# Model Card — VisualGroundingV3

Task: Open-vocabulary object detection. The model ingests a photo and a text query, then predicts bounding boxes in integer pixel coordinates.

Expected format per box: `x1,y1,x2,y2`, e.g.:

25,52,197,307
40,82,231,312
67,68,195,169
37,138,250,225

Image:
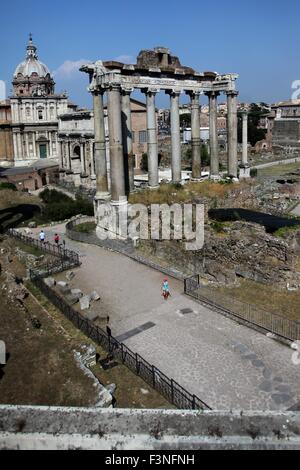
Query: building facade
0,100,14,167
9,35,74,167
268,100,300,150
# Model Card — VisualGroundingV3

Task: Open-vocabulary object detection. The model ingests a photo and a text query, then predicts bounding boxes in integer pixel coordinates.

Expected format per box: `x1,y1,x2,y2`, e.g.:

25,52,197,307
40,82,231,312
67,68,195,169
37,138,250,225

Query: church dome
14,58,51,78
12,35,55,97
14,34,51,78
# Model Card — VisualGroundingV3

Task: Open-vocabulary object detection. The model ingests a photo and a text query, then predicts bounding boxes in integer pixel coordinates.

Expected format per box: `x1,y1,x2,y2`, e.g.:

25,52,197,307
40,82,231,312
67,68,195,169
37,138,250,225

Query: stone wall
140,222,300,289
1,406,299,450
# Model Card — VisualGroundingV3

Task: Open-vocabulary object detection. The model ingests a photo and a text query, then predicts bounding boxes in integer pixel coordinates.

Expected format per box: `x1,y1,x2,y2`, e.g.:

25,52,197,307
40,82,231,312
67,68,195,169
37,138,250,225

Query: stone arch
72,143,81,159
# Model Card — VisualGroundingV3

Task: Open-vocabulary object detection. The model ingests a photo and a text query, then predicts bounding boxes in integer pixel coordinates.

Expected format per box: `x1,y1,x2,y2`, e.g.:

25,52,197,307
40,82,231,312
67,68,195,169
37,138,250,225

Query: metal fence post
152,365,156,389
192,395,196,410
171,379,174,404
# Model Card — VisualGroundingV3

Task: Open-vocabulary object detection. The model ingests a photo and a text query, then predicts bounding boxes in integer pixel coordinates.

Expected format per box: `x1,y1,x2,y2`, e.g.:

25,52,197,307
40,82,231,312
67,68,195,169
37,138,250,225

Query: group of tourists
39,230,61,246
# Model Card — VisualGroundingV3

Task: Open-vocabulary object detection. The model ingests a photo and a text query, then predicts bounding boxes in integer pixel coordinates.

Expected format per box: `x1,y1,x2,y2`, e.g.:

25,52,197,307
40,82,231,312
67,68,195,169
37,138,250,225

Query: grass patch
210,220,228,234
215,279,300,322
74,222,96,234
129,181,242,206
257,163,300,177
14,240,45,257
274,225,300,238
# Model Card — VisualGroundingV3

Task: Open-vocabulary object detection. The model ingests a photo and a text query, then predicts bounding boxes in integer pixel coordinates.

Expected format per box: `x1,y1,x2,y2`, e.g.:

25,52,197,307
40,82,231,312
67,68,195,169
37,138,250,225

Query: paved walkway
291,203,300,217
253,156,300,170
27,224,300,411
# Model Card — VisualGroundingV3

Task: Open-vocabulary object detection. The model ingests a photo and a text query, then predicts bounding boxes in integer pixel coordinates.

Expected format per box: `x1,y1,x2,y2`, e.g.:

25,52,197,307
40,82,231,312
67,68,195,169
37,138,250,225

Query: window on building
26,107,31,117
139,130,147,144
50,107,55,118
38,109,43,120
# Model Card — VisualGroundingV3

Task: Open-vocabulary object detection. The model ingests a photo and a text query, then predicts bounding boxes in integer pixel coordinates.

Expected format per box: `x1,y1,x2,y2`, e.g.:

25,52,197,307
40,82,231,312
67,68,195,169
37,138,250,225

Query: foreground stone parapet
0,406,299,450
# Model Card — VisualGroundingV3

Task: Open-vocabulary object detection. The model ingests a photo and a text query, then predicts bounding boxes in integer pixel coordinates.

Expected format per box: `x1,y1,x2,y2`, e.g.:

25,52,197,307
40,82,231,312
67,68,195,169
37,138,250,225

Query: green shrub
39,189,94,222
211,220,227,233
40,188,72,204
74,222,96,233
0,182,17,191
201,145,210,166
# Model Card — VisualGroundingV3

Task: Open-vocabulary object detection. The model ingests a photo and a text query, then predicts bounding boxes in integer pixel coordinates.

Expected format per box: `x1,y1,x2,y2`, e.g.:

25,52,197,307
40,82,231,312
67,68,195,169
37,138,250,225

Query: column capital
108,83,122,92
92,88,105,96
186,90,201,99
205,90,220,98
121,86,134,96
165,89,182,97
142,87,160,95
226,90,239,97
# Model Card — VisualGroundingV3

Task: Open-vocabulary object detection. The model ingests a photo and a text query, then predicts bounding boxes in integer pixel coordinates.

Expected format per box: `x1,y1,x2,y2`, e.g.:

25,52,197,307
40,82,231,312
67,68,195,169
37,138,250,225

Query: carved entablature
80,48,239,96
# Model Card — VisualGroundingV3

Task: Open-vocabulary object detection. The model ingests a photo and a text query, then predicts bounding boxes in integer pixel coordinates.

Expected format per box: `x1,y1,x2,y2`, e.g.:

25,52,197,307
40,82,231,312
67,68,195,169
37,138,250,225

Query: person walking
54,233,60,246
39,230,45,244
162,278,170,300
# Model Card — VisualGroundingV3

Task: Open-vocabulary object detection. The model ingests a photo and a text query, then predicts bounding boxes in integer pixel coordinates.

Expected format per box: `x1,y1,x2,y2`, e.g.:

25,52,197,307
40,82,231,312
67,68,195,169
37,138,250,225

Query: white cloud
53,59,92,79
114,55,134,64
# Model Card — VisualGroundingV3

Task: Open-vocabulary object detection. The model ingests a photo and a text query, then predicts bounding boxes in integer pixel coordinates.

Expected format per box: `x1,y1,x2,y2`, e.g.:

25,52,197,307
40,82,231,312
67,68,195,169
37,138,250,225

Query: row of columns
93,86,244,205
207,90,239,180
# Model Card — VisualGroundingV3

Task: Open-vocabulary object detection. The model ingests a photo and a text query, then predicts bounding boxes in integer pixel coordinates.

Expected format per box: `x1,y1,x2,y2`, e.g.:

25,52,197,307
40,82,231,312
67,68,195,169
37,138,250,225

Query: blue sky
1,0,300,108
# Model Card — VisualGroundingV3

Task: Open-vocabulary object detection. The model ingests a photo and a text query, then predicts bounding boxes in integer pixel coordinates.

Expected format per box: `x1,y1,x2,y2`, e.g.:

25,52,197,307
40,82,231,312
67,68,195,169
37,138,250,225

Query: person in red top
54,233,60,245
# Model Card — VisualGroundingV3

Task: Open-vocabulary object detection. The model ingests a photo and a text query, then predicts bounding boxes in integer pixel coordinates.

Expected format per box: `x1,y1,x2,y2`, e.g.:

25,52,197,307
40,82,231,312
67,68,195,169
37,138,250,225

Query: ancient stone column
168,90,182,183
67,140,71,170
144,89,159,188
93,91,110,198
80,141,85,174
58,140,64,169
189,91,201,180
121,88,135,193
107,85,127,205
239,110,250,179
206,91,220,180
227,90,239,180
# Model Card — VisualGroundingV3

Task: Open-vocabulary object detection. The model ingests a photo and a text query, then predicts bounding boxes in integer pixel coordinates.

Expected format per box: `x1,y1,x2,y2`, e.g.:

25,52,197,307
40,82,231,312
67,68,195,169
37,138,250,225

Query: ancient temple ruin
81,47,244,208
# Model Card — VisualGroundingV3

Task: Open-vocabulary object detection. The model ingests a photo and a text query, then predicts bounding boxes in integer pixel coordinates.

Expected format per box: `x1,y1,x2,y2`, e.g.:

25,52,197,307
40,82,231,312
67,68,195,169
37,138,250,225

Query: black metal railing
185,275,300,342
8,228,211,410
30,270,211,411
8,228,80,267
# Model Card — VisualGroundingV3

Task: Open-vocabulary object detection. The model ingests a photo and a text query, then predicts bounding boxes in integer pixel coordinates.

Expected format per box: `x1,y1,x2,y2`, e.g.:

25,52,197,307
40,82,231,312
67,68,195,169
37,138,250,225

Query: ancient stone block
80,296,90,311
90,291,101,302
71,288,83,299
66,271,75,281
44,277,56,288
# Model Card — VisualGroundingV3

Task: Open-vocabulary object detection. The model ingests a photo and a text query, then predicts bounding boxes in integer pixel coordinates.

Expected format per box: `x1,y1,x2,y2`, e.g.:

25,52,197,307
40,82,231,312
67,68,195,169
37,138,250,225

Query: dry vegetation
214,279,300,322
128,181,247,206
0,237,173,409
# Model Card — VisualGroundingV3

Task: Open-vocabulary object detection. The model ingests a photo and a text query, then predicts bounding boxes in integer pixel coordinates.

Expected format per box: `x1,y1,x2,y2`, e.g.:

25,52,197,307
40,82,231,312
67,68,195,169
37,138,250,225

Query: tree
201,145,210,166
180,113,191,128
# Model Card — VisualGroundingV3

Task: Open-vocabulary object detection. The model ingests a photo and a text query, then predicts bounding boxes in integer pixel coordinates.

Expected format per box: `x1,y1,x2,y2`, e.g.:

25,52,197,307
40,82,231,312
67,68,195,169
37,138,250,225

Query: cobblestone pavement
28,224,300,411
